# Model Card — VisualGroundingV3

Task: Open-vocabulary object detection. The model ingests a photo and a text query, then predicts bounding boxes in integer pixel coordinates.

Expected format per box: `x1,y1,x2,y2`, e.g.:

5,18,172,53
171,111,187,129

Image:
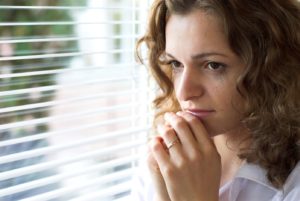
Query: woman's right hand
148,136,171,201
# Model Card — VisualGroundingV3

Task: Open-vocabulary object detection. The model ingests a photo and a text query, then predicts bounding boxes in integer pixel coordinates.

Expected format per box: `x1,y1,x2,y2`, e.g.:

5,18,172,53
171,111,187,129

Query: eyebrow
165,52,228,60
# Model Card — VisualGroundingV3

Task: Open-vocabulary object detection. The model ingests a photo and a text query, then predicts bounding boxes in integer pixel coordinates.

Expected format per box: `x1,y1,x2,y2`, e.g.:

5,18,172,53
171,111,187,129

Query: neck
213,127,251,187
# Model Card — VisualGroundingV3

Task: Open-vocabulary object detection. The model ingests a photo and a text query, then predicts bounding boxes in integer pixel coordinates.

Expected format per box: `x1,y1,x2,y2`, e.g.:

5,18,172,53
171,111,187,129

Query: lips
185,109,215,119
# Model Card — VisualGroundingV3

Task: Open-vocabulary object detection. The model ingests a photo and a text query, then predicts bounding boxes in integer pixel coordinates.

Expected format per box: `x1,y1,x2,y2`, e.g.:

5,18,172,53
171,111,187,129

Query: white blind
0,1,151,200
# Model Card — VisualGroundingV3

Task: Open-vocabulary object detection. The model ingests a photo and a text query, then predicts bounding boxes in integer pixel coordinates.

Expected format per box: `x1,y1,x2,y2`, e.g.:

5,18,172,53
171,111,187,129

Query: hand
148,111,221,201
147,136,171,201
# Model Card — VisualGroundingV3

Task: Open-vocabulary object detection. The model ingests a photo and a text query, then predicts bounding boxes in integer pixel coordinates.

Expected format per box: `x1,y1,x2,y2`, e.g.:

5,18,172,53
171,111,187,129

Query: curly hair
136,0,300,188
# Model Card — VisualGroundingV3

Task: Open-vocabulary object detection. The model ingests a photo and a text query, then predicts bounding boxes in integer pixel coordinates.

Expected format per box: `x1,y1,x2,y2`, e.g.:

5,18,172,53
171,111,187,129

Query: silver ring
166,138,180,149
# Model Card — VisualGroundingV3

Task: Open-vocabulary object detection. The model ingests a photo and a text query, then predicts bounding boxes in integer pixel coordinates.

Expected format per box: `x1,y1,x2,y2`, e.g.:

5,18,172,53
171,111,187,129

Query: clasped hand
147,112,221,201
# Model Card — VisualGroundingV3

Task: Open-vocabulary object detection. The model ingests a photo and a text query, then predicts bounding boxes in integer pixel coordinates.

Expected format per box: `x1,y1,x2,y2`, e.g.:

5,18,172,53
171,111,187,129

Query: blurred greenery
0,0,85,128
0,0,85,200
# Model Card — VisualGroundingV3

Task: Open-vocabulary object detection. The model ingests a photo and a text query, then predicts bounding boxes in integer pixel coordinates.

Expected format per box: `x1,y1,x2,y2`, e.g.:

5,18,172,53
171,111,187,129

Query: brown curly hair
136,0,300,188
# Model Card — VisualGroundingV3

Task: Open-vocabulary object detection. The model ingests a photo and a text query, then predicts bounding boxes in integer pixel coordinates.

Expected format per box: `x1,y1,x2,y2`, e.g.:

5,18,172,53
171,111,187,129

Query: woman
132,0,300,200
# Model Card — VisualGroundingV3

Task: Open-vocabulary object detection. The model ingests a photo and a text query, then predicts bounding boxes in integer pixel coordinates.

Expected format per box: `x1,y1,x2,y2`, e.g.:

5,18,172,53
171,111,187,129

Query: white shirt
130,161,300,201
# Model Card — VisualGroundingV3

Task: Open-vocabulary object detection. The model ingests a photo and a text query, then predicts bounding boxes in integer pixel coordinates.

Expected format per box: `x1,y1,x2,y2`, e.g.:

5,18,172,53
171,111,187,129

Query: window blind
0,0,152,200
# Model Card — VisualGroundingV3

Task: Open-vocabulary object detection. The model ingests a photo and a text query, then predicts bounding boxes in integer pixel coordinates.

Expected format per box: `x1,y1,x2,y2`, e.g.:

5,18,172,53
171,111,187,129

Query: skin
148,10,249,201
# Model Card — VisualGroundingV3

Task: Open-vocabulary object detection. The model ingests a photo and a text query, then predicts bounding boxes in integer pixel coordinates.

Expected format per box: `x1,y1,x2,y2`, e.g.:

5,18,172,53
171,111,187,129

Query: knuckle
173,117,185,128
187,116,198,124
150,139,161,152
172,154,188,168
153,143,161,152
165,127,175,137
163,165,176,178
176,158,188,170
189,149,202,162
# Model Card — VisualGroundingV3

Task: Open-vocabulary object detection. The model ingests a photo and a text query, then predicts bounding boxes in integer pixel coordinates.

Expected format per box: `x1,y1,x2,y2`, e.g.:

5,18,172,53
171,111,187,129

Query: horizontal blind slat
0,114,152,147
0,6,147,11
0,89,146,113
5,57,147,71
114,195,133,201
3,62,141,72
18,169,135,201
0,138,146,181
0,49,133,61
0,63,140,78
70,181,132,201
0,126,149,164
0,102,150,131
0,76,141,96
0,155,140,197
0,20,144,27
0,35,140,44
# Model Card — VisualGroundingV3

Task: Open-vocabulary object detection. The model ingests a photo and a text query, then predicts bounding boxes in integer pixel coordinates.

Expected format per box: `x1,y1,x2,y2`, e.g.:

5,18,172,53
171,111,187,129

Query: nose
175,66,204,101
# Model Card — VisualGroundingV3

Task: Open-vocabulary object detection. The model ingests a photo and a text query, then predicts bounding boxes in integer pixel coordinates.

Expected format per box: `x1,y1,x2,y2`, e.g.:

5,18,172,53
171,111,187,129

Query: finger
147,151,171,201
176,111,214,149
147,151,160,173
157,124,182,156
147,137,163,172
164,112,198,150
149,136,170,167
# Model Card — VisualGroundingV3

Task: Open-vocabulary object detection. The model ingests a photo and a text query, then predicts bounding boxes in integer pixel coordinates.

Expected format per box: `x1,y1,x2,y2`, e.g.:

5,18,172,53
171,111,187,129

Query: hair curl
136,0,300,188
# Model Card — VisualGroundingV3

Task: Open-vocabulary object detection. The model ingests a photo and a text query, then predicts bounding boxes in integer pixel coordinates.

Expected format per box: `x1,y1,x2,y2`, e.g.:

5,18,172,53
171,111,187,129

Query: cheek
208,86,245,135
212,83,244,112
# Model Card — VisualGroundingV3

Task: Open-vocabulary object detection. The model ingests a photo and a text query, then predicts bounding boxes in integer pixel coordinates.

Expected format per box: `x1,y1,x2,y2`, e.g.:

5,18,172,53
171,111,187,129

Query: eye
206,62,226,71
168,60,183,69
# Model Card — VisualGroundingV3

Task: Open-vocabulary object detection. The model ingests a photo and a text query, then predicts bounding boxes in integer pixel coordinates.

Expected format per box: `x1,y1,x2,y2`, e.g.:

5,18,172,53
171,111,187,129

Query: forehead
165,10,234,58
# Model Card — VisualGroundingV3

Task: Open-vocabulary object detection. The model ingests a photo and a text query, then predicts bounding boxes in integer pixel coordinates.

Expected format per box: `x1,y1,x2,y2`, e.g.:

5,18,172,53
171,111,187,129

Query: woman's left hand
150,111,221,201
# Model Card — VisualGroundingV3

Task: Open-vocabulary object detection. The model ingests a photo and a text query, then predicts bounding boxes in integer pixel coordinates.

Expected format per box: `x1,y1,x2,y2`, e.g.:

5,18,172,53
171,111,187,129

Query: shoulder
226,161,300,201
282,161,300,200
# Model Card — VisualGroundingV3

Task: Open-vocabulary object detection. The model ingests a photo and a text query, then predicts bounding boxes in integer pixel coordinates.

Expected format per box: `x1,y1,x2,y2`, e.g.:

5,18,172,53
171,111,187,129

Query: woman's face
165,10,246,136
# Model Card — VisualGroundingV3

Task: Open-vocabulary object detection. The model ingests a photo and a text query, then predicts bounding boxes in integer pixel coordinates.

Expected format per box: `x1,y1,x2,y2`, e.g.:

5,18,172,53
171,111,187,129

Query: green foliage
0,0,85,131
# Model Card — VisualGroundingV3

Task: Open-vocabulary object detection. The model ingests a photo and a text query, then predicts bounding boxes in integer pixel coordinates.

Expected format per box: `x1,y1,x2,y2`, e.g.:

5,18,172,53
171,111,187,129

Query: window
0,0,152,200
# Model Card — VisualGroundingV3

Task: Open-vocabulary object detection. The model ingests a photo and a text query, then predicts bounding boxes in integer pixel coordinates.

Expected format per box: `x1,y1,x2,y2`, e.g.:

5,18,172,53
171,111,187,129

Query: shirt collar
234,162,279,192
